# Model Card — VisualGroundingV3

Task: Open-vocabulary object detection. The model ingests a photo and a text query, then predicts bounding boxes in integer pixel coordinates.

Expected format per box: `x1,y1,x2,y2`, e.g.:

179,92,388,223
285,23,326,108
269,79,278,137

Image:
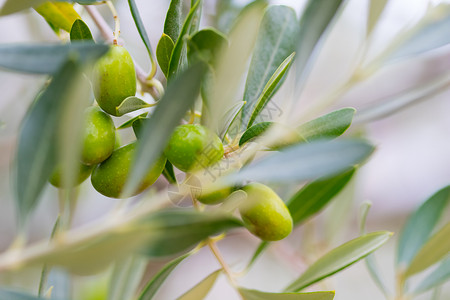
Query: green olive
92,45,137,116
196,186,232,205
80,106,116,165
49,163,93,188
239,183,293,241
164,124,224,172
91,142,166,198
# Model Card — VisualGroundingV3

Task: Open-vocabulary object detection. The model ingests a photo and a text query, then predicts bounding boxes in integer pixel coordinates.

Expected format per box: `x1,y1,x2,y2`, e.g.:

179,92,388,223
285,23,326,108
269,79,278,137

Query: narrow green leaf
285,231,392,292
187,28,228,66
138,253,191,300
414,257,450,294
128,0,154,60
108,256,147,300
177,270,221,300
219,101,245,140
239,122,273,146
246,52,295,128
35,2,80,33
239,288,335,300
162,161,177,184
287,168,356,225
246,241,269,270
123,63,204,197
298,108,356,141
397,186,450,268
224,139,374,185
405,222,450,278
367,0,388,37
0,43,109,74
242,5,298,127
164,0,183,43
156,34,175,78
70,19,93,41
117,113,147,130
295,0,345,94
115,96,153,116
167,0,202,79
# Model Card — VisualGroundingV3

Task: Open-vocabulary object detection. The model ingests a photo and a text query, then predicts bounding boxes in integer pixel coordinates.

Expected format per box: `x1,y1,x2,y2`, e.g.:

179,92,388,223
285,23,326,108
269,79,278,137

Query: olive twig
207,239,237,286
104,1,120,45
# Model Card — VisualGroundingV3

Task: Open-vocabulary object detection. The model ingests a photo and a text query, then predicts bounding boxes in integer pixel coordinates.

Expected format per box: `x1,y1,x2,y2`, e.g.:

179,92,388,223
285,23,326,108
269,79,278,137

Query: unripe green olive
164,124,224,172
80,106,116,165
91,142,166,198
49,163,93,188
239,183,293,241
92,45,137,116
196,186,232,205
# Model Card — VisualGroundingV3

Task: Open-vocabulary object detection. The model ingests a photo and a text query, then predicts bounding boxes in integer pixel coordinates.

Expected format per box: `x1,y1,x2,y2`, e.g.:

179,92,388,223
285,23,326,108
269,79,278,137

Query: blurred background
0,0,449,299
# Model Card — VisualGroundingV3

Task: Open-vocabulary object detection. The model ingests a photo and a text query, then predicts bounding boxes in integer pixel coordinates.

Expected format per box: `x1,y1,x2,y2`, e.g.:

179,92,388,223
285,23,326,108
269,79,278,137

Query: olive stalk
104,1,120,45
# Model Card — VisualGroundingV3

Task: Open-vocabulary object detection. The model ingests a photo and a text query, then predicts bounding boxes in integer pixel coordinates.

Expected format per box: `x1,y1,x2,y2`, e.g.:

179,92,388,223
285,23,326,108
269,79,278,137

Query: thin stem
105,1,120,45
38,216,61,297
207,239,236,285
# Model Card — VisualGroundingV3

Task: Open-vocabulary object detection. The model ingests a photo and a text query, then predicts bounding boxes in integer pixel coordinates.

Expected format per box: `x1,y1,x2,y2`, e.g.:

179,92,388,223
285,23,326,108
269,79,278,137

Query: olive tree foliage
0,0,449,299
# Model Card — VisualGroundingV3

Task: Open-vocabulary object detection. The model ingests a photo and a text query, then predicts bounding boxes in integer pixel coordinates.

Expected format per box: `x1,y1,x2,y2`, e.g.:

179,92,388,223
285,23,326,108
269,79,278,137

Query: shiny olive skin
239,183,293,241
164,124,224,172
49,163,93,188
80,106,116,165
196,186,232,205
91,142,166,198
92,45,137,116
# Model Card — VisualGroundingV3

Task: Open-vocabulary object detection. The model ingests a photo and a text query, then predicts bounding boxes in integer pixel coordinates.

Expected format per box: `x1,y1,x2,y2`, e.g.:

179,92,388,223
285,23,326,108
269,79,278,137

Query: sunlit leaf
367,0,388,37
116,96,153,116
177,270,221,300
70,19,94,41
0,0,102,16
0,43,109,74
242,5,298,127
164,0,183,43
156,34,175,78
239,288,335,300
414,257,450,294
285,232,392,292
35,2,80,32
397,186,450,269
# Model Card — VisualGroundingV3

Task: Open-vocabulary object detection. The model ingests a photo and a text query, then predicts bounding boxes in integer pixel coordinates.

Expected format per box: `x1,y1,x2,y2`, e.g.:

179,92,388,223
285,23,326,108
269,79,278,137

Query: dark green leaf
164,0,183,43
246,52,295,128
224,139,374,185
239,122,273,146
70,19,93,41
156,34,175,78
298,108,355,141
123,63,204,197
115,96,154,116
414,257,450,294
397,186,450,269
177,270,221,300
128,0,154,60
239,288,335,300
287,168,356,225
138,253,191,300
0,43,109,74
187,28,228,66
367,0,388,37
242,5,298,127
162,161,177,184
285,232,392,292
117,113,147,130
167,0,202,79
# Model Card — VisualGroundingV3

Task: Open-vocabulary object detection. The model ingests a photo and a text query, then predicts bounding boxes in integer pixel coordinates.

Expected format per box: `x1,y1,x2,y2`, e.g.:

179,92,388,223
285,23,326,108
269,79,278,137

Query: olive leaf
35,2,80,33
219,101,245,141
239,122,273,146
127,0,155,66
177,270,221,300
164,0,183,43
414,257,450,294
242,5,298,127
367,0,389,37
0,43,109,74
70,19,93,41
0,0,102,16
156,34,175,78
187,28,228,66
285,231,392,292
0,289,63,300
397,186,450,269
108,256,148,300
239,288,335,300
162,161,177,184
138,252,191,300
115,96,155,116
117,113,147,130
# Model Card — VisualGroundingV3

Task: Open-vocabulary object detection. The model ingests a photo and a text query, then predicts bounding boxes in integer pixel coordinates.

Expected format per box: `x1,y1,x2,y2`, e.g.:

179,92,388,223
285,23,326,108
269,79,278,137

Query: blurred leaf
285,231,392,292
0,43,109,74
167,0,201,79
123,63,204,197
397,186,450,269
177,270,221,300
239,122,272,146
187,28,228,66
224,139,374,185
242,5,298,127
0,289,62,300
414,257,450,294
108,256,147,300
47,268,71,300
0,0,101,16
287,168,356,225
116,96,153,116
219,101,245,141
35,2,80,33
156,34,175,78
188,0,203,35
239,288,335,300
387,4,450,62
128,0,154,62
354,73,450,124
13,59,84,225
70,19,93,41
367,0,388,37
164,0,183,43
138,252,191,300
246,241,269,270
162,161,177,184
117,113,147,130
246,52,295,128
298,108,355,141
295,0,345,94
405,222,450,278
